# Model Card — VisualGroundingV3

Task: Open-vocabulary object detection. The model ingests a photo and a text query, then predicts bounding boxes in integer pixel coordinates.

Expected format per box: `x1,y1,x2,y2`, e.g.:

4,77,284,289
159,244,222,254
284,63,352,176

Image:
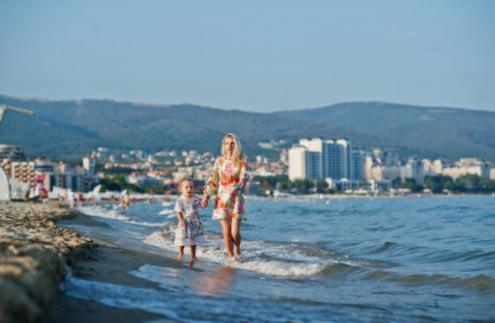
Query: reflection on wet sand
193,266,235,296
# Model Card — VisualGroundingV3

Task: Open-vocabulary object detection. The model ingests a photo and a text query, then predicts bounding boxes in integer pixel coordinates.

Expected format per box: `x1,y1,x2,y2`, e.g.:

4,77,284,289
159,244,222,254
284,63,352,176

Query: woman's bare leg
231,218,241,258
220,219,234,257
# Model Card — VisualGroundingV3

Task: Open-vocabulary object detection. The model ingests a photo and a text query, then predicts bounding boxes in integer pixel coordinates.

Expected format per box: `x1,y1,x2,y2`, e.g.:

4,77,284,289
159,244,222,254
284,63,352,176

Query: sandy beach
0,202,95,323
46,213,189,323
0,202,182,323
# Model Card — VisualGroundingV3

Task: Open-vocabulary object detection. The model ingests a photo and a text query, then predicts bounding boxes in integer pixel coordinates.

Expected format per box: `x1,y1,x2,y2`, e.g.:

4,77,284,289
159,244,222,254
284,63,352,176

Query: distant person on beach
77,191,83,207
174,178,206,265
120,189,131,210
202,133,249,262
68,190,75,208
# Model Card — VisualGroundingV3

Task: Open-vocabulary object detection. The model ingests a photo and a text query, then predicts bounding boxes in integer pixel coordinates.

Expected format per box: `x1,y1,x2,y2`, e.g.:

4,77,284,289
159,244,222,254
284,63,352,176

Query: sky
0,0,494,112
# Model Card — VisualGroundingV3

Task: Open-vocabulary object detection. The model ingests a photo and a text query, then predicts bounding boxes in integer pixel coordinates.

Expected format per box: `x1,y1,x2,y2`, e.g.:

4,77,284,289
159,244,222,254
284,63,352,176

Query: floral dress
204,157,248,220
174,196,206,246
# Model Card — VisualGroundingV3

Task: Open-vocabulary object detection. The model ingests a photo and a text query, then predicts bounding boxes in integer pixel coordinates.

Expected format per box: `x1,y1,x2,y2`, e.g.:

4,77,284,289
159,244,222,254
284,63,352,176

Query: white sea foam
158,208,175,216
78,204,353,278
78,205,170,228
144,231,326,277
78,205,130,221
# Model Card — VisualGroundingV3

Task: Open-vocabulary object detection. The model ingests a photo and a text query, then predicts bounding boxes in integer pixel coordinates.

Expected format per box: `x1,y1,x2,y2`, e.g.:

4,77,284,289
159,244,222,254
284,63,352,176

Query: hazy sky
0,0,494,112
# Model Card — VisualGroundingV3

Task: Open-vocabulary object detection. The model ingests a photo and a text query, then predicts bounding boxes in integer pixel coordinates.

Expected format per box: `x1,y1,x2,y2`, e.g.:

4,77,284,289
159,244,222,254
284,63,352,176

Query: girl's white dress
174,196,206,246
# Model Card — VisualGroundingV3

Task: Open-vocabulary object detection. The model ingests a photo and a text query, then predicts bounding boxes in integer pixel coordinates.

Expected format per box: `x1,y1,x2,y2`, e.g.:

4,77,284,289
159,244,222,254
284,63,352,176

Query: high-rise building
288,145,307,181
306,151,321,180
288,137,354,181
336,139,352,180
351,150,366,181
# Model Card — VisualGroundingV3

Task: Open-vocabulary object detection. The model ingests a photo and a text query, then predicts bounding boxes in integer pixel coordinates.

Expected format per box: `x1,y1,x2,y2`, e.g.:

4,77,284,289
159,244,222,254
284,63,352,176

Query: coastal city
1,2,495,322
1,136,494,202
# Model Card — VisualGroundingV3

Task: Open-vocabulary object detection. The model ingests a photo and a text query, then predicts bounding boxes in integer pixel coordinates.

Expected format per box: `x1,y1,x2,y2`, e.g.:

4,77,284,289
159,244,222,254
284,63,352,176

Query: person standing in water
174,178,206,265
202,133,249,262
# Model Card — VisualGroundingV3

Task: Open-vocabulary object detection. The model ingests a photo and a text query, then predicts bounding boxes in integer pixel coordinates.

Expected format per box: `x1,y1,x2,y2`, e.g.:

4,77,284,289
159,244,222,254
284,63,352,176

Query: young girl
174,178,206,263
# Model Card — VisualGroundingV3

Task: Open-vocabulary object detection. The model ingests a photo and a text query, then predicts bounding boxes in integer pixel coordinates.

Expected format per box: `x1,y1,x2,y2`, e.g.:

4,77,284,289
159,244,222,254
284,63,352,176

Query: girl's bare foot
234,254,242,262
188,259,195,267
177,255,184,261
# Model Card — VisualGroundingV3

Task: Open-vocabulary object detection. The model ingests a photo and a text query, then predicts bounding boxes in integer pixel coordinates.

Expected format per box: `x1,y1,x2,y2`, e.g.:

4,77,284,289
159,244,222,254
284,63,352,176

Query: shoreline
46,211,189,323
0,202,95,323
0,202,183,323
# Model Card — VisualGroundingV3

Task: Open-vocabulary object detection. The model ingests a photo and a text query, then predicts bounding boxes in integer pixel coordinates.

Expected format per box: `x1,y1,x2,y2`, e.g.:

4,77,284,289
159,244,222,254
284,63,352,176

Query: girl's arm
177,211,185,228
174,199,186,227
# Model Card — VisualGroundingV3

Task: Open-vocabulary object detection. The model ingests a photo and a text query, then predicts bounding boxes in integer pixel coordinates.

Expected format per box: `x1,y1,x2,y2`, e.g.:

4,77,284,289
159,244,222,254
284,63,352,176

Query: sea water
60,195,495,322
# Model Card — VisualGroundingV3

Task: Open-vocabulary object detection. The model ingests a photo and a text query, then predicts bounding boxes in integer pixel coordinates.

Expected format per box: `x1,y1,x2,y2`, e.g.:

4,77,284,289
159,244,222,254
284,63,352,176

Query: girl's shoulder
174,196,183,211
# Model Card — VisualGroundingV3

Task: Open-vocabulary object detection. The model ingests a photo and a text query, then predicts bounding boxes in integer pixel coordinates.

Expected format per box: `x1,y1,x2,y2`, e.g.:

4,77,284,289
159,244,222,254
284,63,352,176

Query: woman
202,133,248,262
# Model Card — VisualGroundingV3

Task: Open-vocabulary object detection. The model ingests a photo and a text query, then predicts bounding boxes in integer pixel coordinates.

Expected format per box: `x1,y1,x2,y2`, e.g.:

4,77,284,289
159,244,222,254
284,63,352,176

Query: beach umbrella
0,104,34,122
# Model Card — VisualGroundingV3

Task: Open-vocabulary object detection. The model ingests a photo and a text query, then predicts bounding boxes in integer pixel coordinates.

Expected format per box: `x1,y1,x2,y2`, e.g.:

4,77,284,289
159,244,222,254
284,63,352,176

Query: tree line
252,174,495,194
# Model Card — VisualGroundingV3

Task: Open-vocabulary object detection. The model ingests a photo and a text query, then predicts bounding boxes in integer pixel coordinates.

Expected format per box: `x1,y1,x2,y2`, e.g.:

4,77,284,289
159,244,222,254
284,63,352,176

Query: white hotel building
288,138,365,184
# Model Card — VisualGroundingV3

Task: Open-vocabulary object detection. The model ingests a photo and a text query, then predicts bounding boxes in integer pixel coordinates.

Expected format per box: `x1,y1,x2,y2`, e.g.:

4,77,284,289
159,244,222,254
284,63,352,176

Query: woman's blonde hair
221,133,244,162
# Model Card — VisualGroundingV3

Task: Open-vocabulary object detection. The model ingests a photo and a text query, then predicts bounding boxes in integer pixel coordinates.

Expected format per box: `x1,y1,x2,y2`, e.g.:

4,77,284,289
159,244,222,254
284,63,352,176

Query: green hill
0,95,374,159
0,95,494,161
274,102,495,160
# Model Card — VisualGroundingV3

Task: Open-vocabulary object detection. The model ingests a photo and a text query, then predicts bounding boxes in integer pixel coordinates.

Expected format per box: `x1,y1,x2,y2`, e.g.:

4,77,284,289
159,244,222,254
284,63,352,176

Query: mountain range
1,94,494,162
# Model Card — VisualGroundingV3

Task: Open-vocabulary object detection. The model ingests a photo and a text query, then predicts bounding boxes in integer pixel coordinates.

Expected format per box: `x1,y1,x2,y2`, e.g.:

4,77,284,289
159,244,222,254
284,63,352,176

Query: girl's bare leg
177,246,184,261
220,219,234,257
189,245,197,267
231,218,241,258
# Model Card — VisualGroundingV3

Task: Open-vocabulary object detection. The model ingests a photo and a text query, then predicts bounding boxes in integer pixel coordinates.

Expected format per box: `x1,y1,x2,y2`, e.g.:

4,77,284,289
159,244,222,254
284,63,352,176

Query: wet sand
0,202,183,323
45,213,185,323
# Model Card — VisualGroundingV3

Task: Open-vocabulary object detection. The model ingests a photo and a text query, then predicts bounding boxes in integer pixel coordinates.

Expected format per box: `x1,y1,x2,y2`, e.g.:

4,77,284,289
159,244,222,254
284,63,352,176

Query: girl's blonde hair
221,133,244,162
177,178,193,192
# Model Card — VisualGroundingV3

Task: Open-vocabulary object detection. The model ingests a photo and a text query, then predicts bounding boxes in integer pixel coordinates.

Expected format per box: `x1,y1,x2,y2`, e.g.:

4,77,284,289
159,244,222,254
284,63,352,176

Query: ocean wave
143,227,394,278
79,205,171,228
362,271,495,293
78,205,130,221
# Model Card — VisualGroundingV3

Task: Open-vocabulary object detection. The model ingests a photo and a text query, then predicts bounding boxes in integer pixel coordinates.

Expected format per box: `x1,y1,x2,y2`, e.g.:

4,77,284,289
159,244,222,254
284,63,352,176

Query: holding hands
201,195,209,208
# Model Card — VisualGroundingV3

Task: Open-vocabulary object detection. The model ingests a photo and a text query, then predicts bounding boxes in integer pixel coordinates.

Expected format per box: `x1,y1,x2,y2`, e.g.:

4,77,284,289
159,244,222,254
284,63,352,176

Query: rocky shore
0,202,96,323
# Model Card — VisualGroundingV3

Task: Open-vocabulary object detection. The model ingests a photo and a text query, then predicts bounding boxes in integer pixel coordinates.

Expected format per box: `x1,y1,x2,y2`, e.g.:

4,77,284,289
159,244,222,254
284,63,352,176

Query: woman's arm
239,160,249,190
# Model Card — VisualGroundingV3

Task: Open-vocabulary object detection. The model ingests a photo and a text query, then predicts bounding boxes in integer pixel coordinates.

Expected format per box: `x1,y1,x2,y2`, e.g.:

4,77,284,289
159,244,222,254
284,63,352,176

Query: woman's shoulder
214,156,225,165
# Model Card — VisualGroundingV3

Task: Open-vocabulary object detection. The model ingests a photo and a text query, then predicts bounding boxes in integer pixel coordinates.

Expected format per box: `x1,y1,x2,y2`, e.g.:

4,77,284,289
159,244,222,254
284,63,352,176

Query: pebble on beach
0,202,96,323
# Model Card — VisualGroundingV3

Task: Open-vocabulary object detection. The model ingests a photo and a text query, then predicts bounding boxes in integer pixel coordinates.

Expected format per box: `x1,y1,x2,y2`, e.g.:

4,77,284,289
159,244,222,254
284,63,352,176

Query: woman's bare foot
188,259,195,267
177,255,184,261
234,254,242,262
225,256,235,266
